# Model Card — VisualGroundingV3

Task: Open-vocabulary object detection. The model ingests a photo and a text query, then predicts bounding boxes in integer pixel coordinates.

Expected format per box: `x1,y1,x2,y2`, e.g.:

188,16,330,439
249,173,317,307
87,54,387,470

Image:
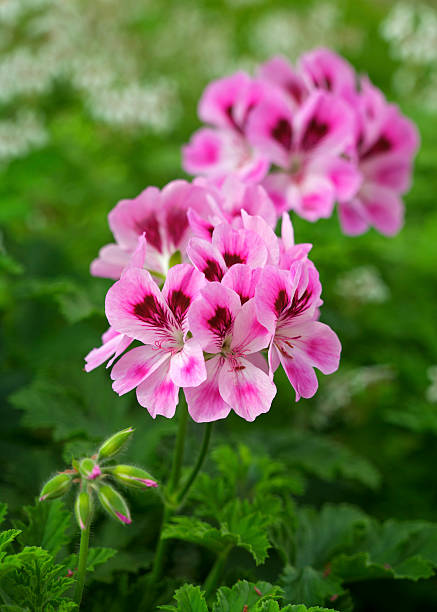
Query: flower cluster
86,173,340,422
183,48,419,236
39,428,158,528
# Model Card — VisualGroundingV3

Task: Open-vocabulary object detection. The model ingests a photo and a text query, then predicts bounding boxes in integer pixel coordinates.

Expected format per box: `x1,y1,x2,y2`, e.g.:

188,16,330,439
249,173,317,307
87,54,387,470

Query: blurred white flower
0,112,48,163
426,366,437,403
335,266,390,304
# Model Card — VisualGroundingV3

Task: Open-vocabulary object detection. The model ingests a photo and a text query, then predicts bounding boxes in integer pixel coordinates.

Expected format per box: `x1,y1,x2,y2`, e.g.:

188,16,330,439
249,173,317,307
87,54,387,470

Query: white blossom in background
0,112,48,163
335,266,390,304
380,2,437,110
426,366,437,403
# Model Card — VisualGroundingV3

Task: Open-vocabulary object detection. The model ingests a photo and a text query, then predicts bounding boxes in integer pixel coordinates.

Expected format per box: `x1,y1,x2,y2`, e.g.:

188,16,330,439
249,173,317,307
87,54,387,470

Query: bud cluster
39,427,158,529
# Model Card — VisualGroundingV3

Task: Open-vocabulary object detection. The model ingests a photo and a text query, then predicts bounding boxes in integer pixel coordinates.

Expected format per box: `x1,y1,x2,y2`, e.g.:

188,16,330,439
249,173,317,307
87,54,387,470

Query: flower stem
203,545,232,600
177,422,213,505
73,522,91,607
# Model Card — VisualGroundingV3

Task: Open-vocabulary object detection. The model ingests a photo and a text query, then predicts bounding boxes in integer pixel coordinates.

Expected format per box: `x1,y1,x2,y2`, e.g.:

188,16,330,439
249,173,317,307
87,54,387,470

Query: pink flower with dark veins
186,283,276,422
255,260,341,401
183,72,270,182
105,263,207,418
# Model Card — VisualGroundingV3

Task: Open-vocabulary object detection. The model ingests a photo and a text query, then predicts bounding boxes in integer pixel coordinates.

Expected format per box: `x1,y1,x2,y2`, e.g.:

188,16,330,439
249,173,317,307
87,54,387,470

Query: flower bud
97,427,134,461
75,490,92,530
98,484,132,525
109,465,158,490
79,458,101,480
39,473,72,502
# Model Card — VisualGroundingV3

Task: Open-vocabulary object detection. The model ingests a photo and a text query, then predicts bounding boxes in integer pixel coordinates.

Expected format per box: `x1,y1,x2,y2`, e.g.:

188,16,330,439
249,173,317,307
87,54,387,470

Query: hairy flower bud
39,473,72,501
97,427,134,461
98,484,132,525
75,490,92,530
108,465,158,490
79,458,101,480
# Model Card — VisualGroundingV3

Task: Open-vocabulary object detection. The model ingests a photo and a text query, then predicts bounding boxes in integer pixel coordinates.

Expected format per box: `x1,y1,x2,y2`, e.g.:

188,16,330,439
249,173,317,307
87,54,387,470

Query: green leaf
63,547,117,574
159,583,208,612
15,500,71,556
213,580,281,611
0,530,22,553
286,606,339,612
281,566,344,608
0,504,7,526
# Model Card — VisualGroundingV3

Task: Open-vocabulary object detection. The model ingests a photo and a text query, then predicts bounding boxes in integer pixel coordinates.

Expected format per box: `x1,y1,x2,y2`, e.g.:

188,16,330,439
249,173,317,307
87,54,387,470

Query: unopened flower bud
109,465,158,490
98,484,132,525
75,490,92,530
97,427,134,461
79,458,101,480
39,473,72,501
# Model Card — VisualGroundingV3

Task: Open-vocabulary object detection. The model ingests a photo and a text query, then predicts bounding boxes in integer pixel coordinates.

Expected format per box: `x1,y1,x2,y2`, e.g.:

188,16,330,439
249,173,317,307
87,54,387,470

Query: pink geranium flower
246,89,357,221
91,180,210,280
186,283,276,422
182,72,270,182
105,263,206,418
255,260,341,400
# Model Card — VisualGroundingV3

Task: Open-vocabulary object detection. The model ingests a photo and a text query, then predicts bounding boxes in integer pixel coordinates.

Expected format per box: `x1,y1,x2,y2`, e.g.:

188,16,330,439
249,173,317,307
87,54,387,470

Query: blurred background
1,0,437,610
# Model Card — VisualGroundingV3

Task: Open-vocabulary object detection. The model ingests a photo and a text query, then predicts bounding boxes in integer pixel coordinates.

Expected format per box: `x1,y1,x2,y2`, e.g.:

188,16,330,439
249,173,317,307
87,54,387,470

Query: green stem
73,522,91,607
203,546,232,600
177,422,213,505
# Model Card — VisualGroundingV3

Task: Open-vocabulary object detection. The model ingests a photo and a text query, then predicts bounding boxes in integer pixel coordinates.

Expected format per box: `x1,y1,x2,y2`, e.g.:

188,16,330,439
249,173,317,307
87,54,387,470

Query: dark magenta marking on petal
225,104,243,133
360,134,392,161
134,214,162,252
275,288,312,319
223,252,245,268
133,294,170,328
274,289,289,316
288,81,304,105
203,259,224,282
207,306,233,338
301,117,329,151
271,118,293,151
167,289,191,325
166,207,189,248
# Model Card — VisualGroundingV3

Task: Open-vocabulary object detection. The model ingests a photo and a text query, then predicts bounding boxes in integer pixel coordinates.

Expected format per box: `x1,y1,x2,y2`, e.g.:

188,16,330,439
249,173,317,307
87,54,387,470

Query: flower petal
84,328,133,372
162,264,205,331
187,238,227,282
136,360,178,419
111,346,169,395
212,223,268,269
231,299,271,355
185,355,231,422
169,339,207,388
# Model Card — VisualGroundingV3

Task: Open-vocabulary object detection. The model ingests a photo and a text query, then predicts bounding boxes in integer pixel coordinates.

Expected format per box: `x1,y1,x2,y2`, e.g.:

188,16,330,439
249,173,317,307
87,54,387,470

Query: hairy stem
73,522,91,607
177,422,213,505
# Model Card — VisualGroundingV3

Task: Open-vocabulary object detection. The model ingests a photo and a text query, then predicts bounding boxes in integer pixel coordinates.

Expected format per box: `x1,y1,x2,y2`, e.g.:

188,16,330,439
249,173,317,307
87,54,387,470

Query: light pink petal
294,91,354,157
360,153,414,194
162,264,205,332
106,334,135,368
218,357,276,421
325,157,362,202
187,208,216,241
222,264,260,305
268,343,281,375
290,173,336,222
105,268,176,344
288,320,341,375
127,234,147,269
90,244,130,280
231,299,271,355
241,210,280,266
278,349,318,401
84,329,133,372
246,90,294,168
110,346,169,395
262,172,292,214
188,282,241,352
360,104,419,162
169,339,206,388
245,351,269,375
185,356,231,422
187,237,227,281
199,72,253,130
360,184,404,236
136,360,178,419
299,47,357,99
255,266,293,333
212,223,268,269
258,55,308,106
281,212,295,249
108,187,163,252
338,198,369,236
219,177,277,229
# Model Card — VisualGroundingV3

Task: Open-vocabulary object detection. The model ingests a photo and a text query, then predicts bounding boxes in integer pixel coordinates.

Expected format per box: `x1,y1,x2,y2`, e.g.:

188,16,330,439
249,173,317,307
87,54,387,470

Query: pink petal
278,349,318,401
136,360,178,419
258,55,308,106
290,172,336,222
231,299,271,355
218,357,276,421
262,172,292,214
185,356,231,422
188,282,241,352
240,210,280,266
360,153,414,194
90,244,130,280
338,198,369,236
288,320,341,375
169,339,207,388
162,264,205,331
325,157,362,202
84,329,133,372
360,184,404,236
105,268,176,344
187,238,227,282
255,266,293,333
212,223,268,269
110,345,169,395
299,47,357,99
222,264,260,305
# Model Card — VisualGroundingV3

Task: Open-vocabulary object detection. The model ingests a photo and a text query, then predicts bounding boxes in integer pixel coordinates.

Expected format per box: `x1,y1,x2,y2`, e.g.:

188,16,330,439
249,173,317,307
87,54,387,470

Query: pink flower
186,283,276,422
258,55,309,107
84,327,133,372
246,89,357,221
91,180,210,280
105,263,207,418
182,72,270,182
255,261,341,400
338,78,419,236
298,48,357,101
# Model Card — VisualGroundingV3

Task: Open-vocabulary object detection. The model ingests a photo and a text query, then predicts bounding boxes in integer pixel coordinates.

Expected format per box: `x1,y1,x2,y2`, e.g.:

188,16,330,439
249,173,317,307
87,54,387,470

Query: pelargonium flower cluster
183,48,419,236
86,175,340,422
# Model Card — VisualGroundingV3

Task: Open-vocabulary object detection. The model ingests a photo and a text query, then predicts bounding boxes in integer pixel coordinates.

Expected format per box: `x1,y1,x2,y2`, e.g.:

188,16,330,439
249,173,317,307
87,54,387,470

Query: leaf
281,566,344,608
286,606,339,612
162,517,233,556
16,500,71,556
0,530,22,553
0,504,7,526
213,580,281,611
159,583,208,612
63,547,118,574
